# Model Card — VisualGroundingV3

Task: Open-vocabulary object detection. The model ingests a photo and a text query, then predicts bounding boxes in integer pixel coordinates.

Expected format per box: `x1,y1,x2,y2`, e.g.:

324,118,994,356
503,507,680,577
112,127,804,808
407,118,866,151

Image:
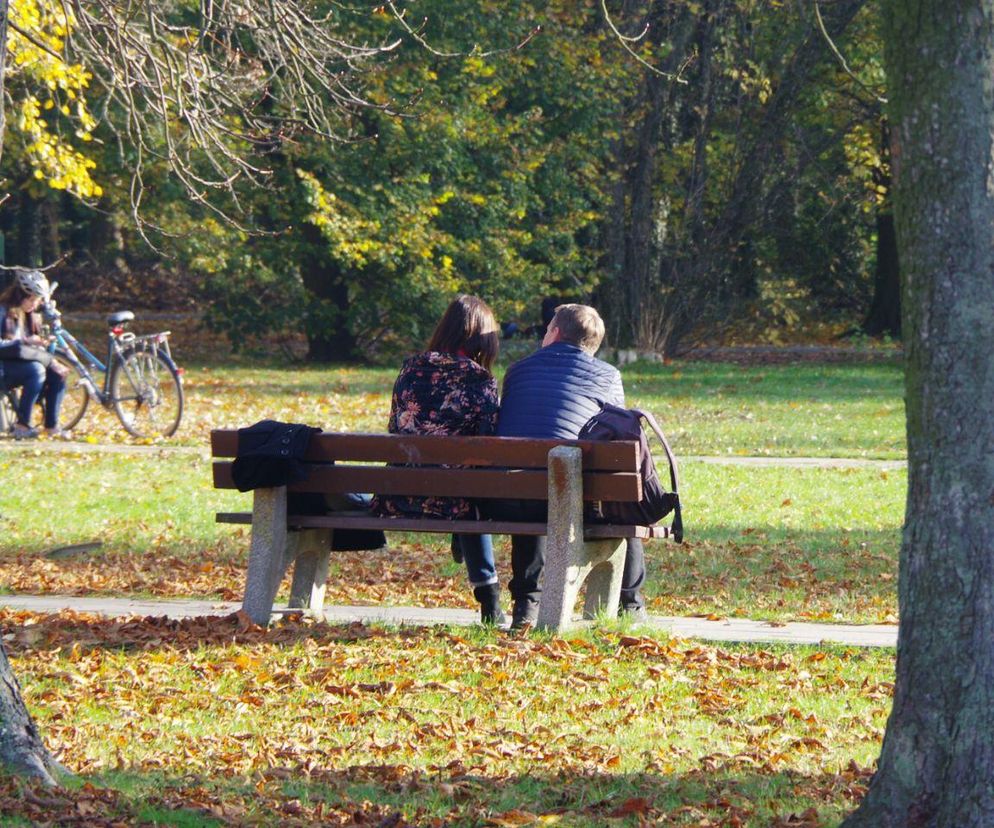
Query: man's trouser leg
620,538,646,611
486,498,547,624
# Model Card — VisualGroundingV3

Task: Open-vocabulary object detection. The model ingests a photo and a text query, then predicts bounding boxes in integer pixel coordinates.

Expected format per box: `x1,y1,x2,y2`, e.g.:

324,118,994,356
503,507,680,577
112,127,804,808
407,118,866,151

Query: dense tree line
2,1,892,358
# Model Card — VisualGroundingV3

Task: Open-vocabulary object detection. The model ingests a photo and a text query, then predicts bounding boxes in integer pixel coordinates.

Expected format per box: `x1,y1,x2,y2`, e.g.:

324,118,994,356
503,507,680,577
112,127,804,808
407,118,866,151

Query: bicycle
0,282,185,438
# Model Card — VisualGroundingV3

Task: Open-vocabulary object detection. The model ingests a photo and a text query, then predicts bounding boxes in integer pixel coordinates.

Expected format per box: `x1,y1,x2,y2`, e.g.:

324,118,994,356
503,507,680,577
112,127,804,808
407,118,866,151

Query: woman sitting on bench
373,295,504,624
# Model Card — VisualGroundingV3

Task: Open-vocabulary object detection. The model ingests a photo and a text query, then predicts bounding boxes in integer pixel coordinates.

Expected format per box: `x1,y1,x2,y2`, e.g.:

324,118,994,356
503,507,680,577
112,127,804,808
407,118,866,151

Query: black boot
473,584,506,625
510,597,539,630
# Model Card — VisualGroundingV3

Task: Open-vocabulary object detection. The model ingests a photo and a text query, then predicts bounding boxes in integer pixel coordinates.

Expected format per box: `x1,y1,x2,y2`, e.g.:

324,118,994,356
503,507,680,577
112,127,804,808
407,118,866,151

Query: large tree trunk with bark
843,2,994,825
0,641,64,785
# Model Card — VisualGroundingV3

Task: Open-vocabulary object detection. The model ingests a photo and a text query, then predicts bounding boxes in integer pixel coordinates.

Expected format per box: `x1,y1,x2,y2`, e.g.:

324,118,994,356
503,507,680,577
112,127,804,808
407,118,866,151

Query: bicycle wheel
109,347,184,438
29,351,91,431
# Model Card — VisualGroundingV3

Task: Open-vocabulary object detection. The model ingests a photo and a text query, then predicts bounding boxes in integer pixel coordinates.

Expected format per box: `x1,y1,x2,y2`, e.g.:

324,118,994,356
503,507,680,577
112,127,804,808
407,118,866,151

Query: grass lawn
0,349,904,825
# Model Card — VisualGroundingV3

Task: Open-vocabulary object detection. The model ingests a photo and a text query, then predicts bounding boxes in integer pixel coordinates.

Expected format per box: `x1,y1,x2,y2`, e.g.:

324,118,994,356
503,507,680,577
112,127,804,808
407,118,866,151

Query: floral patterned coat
372,351,498,519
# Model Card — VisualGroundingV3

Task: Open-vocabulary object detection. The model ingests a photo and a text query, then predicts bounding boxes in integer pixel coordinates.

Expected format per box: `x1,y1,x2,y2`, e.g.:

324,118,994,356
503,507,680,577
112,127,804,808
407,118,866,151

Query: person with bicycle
0,269,69,439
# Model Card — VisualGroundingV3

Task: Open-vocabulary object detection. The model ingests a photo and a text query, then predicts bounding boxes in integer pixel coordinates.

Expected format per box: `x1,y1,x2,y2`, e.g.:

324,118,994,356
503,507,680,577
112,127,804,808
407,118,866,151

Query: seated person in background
0,269,68,439
373,295,505,624
491,303,648,628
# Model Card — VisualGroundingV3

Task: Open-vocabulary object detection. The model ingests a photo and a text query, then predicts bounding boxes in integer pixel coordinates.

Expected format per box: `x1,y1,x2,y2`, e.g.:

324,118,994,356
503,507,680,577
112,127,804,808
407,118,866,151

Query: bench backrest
210,430,642,503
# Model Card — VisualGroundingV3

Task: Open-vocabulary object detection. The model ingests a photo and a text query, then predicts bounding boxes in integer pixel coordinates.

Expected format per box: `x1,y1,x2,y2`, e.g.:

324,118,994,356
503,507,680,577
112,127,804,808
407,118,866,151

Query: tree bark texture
843,2,994,825
0,641,62,785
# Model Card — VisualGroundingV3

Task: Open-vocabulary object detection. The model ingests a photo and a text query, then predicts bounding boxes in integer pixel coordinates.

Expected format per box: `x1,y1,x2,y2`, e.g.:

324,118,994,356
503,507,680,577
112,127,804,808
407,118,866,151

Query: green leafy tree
597,0,876,353
194,1,621,361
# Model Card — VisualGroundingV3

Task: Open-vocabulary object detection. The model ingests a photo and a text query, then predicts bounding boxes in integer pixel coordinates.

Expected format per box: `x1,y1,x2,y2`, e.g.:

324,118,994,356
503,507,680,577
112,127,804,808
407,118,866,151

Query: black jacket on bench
232,419,385,552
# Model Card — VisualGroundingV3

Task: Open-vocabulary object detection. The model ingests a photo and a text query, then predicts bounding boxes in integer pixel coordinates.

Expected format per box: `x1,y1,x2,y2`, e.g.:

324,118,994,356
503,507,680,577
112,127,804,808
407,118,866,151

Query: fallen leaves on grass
0,540,483,610
2,608,889,826
651,539,899,624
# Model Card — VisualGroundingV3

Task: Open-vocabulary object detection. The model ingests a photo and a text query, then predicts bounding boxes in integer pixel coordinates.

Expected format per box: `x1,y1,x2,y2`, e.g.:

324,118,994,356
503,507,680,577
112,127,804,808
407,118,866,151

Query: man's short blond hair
552,304,605,355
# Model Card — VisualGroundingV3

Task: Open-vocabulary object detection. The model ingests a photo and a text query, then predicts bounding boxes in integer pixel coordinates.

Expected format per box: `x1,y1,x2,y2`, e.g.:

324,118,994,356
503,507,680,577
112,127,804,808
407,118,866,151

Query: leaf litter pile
3,608,892,826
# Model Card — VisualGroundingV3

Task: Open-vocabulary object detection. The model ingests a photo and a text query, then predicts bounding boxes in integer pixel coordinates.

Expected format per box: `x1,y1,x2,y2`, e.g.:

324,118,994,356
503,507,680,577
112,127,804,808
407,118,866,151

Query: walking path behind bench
1,594,898,648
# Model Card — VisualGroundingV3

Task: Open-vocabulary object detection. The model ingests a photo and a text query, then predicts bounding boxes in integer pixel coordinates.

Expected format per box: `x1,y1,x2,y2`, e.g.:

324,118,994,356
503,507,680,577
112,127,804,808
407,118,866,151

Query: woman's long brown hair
427,295,500,371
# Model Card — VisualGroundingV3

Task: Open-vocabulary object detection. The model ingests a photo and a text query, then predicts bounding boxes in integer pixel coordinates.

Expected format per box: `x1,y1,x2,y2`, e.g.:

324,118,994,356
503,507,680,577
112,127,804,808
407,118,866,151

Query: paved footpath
1,594,897,648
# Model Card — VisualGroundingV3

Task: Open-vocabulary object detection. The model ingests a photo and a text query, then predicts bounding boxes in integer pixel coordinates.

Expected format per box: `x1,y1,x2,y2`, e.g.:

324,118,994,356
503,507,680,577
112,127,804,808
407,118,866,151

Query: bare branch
7,21,64,60
385,1,539,59
0,252,71,271
54,0,404,224
601,0,688,83
812,0,886,104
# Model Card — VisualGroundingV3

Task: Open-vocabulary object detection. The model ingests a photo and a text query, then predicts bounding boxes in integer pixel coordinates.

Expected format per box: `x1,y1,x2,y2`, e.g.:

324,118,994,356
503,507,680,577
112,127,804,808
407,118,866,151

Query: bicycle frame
41,298,179,409
48,324,111,402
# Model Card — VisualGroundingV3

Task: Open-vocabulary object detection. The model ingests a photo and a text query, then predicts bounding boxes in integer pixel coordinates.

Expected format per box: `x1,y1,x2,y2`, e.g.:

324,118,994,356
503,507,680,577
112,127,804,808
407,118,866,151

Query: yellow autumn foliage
6,0,102,198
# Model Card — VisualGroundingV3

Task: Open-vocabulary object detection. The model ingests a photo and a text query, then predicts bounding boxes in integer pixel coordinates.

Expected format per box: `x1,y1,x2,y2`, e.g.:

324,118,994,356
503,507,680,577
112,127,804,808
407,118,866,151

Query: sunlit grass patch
25,352,906,461
625,360,905,459
647,463,904,623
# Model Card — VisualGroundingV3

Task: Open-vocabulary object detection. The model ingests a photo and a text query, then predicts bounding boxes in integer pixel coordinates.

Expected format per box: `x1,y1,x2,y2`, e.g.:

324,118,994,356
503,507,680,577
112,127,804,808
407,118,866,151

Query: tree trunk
862,209,900,337
0,641,64,785
659,0,866,355
298,221,359,363
599,0,697,349
842,2,994,825
17,193,42,267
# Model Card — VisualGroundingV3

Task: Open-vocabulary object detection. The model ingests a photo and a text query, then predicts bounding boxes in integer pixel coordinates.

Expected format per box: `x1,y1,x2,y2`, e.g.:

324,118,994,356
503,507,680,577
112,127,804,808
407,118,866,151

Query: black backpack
578,404,683,542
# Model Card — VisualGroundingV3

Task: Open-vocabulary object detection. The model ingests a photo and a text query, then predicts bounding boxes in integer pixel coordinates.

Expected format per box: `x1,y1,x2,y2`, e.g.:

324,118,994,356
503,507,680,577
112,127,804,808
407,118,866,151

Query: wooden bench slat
215,512,671,540
210,430,639,471
212,461,643,502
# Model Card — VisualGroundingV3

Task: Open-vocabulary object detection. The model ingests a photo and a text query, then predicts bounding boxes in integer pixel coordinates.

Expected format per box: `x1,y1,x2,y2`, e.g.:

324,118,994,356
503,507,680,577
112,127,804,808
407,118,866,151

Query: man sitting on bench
489,303,648,629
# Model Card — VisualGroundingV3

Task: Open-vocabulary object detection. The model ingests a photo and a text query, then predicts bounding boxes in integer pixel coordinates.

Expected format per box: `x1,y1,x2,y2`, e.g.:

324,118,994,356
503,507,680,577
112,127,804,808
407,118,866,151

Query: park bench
211,429,677,632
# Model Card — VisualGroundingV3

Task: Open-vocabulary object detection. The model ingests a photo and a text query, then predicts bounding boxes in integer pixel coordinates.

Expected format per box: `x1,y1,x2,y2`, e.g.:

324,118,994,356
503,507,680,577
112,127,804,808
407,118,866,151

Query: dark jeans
1,359,66,428
456,533,498,587
486,499,646,610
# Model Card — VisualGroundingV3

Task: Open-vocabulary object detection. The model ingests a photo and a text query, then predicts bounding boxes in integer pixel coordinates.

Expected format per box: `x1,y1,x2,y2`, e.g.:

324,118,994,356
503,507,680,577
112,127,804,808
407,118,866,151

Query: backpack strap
631,408,683,543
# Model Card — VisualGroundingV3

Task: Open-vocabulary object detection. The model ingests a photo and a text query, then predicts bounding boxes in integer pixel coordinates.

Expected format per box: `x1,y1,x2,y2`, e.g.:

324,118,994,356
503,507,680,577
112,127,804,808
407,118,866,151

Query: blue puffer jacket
497,342,625,439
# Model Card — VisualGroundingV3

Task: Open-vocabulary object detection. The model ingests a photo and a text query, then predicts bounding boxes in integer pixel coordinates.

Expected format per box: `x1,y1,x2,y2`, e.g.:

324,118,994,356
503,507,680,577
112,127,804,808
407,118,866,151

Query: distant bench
211,430,676,632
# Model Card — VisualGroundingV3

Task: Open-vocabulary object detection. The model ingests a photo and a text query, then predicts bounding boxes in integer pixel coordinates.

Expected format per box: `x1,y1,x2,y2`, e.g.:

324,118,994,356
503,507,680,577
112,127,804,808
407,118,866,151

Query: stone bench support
537,446,625,631
239,445,628,632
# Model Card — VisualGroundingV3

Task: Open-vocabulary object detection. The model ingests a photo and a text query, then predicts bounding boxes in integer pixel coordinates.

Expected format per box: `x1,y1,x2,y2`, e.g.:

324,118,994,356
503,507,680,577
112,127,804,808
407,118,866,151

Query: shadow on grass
0,762,872,827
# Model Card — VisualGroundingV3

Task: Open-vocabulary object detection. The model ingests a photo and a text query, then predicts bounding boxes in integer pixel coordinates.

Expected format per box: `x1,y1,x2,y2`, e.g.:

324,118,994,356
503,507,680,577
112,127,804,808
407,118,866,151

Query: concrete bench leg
287,529,332,621
242,487,293,626
538,445,629,632
582,539,626,620
539,537,626,631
